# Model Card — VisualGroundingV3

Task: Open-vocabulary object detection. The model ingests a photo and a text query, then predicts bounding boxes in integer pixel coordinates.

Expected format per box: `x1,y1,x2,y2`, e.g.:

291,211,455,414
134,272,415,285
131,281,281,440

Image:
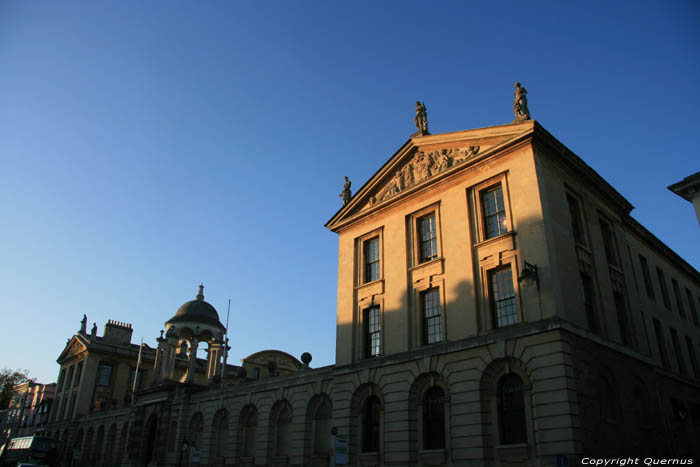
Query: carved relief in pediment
369,146,480,206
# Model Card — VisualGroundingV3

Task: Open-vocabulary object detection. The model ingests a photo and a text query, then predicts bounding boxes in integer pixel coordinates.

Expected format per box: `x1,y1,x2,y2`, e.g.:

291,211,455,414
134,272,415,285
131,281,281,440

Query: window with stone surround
362,395,381,453
639,255,655,301
686,336,700,379
581,273,599,334
656,267,671,310
489,266,518,328
421,288,442,344
687,288,699,326
423,386,446,449
599,217,619,267
364,305,381,358
670,328,686,376
653,319,669,368
418,214,438,263
566,192,588,247
471,175,513,244
498,373,527,444
672,279,686,319
364,237,380,283
482,184,509,239
97,363,113,386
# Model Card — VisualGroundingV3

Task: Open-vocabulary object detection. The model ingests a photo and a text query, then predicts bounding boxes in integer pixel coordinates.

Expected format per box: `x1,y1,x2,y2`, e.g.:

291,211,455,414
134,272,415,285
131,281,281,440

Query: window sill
355,279,384,294
474,231,514,248
410,257,443,271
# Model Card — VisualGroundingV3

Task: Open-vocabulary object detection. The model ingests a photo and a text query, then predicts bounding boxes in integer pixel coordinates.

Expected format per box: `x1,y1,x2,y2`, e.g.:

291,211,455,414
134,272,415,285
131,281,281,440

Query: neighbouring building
45,99,700,466
1,381,56,441
668,171,700,227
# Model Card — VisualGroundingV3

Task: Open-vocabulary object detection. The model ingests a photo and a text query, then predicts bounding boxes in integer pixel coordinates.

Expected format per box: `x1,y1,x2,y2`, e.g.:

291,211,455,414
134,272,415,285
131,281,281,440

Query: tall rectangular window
364,306,381,358
74,362,83,388
57,369,66,392
364,237,380,283
97,364,113,386
672,279,685,319
482,184,508,239
490,267,518,327
639,255,655,300
418,214,438,263
566,193,586,246
686,336,700,379
613,291,629,346
656,268,671,309
422,288,442,344
670,328,686,375
687,288,699,326
599,219,618,267
581,273,599,333
653,319,669,368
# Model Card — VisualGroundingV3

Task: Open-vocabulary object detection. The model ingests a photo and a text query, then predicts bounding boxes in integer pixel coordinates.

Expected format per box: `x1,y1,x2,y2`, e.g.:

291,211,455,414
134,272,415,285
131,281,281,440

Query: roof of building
668,171,700,202
165,284,226,332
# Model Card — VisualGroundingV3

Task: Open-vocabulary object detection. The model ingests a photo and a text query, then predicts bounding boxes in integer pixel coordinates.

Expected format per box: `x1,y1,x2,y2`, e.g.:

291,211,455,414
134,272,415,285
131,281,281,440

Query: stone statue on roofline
80,314,87,333
513,82,531,122
413,101,429,136
340,176,352,205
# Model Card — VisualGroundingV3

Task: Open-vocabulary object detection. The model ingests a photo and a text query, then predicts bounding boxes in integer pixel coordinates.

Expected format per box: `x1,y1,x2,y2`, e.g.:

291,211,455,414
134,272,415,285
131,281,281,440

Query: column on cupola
207,339,223,380
185,336,199,383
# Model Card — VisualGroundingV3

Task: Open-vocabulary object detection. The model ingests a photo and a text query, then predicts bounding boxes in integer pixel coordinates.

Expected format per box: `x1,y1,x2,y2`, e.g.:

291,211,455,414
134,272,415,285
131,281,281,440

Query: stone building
44,115,700,466
669,171,700,227
1,381,56,441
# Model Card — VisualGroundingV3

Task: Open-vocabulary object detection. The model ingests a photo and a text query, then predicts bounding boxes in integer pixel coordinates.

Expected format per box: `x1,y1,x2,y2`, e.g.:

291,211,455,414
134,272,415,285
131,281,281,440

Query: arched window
143,414,158,464
599,376,618,421
73,429,84,467
83,427,94,467
313,400,332,456
212,409,229,461
117,423,128,465
189,412,204,449
94,425,105,465
240,405,258,458
498,373,526,444
105,424,117,467
362,395,381,453
276,404,292,456
423,386,445,449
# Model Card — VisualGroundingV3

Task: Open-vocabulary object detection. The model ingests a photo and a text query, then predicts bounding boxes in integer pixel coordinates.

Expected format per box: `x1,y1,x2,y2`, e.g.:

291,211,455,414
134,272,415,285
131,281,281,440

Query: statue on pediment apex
414,101,429,135
340,176,352,205
513,82,531,122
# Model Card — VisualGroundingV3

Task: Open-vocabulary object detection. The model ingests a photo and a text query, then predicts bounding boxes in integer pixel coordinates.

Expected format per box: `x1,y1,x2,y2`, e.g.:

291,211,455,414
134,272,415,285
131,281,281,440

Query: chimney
103,320,134,345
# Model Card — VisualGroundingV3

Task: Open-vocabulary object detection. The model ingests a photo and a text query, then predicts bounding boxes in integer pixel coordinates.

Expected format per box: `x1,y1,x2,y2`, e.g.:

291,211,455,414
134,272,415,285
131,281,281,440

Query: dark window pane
423,387,445,449
670,328,686,375
639,255,655,300
490,267,518,327
581,274,599,333
613,292,629,346
686,288,699,326
498,373,527,444
482,185,508,239
364,238,380,283
422,288,442,344
362,396,381,452
657,268,671,309
599,219,618,267
672,279,685,319
653,319,669,368
364,306,381,358
418,215,438,263
567,193,586,246
98,365,112,386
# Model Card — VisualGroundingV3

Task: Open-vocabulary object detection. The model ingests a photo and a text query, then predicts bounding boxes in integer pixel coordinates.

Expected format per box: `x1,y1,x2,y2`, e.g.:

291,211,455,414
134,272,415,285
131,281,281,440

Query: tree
0,368,34,409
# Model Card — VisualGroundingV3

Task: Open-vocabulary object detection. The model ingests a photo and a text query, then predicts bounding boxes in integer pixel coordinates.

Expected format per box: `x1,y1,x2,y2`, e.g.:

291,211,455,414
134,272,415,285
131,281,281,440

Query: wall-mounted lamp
518,261,539,290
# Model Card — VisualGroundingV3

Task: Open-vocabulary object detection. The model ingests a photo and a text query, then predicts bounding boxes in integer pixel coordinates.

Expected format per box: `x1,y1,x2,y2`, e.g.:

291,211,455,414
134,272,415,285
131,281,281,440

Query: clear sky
1,1,698,384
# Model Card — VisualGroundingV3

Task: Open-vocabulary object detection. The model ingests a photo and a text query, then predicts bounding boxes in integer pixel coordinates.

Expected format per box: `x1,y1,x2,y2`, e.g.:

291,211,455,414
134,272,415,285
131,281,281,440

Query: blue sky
1,1,698,383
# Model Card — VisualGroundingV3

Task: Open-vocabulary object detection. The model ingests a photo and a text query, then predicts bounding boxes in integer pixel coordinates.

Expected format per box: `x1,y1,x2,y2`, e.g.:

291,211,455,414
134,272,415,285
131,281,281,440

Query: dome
165,285,226,332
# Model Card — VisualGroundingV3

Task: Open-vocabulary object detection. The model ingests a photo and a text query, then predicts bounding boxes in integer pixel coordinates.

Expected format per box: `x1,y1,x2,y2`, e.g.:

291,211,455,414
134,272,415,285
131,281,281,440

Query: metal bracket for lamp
518,261,539,290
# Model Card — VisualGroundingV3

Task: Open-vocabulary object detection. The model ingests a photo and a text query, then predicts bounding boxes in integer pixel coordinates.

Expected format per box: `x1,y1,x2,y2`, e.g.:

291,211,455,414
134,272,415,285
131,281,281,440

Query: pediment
57,335,88,363
326,121,536,231
362,145,483,210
